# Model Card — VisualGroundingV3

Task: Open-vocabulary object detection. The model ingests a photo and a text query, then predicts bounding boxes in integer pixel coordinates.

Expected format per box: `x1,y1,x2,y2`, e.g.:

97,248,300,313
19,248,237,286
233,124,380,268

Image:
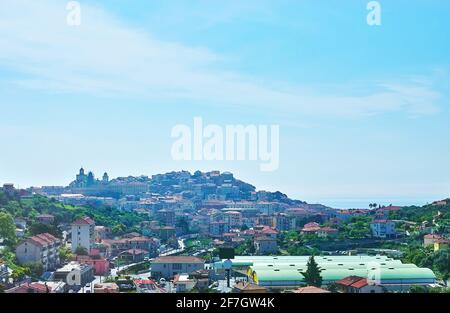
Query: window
173,263,182,270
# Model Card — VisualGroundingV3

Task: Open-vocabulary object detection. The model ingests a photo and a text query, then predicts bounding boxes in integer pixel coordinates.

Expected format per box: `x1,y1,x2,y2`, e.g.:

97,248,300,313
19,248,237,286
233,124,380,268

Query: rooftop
233,281,267,292
72,216,95,225
293,286,331,293
23,233,60,247
152,256,205,264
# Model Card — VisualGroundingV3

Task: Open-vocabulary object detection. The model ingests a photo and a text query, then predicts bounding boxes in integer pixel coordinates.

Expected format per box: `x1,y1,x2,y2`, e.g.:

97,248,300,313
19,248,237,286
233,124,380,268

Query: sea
309,197,438,209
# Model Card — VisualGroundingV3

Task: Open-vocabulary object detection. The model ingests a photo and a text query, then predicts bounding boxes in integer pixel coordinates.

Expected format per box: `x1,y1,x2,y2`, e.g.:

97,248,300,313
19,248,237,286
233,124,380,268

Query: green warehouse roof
217,255,436,286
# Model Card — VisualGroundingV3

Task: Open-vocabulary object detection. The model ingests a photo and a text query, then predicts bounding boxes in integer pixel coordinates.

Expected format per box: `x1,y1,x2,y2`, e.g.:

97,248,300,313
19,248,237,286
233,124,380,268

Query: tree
75,246,88,256
111,223,127,235
301,256,322,287
240,224,249,231
0,211,16,247
327,283,338,293
11,266,30,281
0,191,8,206
410,285,428,293
28,223,61,238
59,246,74,262
176,216,189,234
25,262,44,278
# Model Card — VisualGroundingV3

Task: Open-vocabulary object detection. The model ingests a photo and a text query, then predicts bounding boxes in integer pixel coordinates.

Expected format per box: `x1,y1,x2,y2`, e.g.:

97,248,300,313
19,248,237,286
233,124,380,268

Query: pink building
76,254,110,275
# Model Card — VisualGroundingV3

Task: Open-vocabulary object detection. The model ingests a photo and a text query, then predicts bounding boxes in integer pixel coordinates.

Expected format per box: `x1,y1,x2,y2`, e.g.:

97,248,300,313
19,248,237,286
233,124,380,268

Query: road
159,238,186,256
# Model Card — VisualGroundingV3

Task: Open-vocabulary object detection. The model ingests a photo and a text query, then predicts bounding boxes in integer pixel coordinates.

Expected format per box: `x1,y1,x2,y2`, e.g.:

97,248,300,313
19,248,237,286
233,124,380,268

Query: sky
1,0,450,208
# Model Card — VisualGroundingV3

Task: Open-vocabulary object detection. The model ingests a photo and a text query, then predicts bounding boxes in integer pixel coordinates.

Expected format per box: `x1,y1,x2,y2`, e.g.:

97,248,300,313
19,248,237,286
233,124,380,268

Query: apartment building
71,216,95,253
15,233,61,271
209,221,230,238
254,236,278,255
370,220,396,238
150,256,205,280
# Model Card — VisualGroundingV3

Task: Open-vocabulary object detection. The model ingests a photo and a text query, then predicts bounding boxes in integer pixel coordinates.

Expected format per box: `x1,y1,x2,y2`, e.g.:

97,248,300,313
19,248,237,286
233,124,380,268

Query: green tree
0,211,16,247
75,246,88,256
28,223,61,238
176,216,189,234
25,262,44,278
0,191,8,206
327,283,338,293
301,256,322,287
11,266,30,281
59,245,74,262
111,223,127,235
410,285,428,293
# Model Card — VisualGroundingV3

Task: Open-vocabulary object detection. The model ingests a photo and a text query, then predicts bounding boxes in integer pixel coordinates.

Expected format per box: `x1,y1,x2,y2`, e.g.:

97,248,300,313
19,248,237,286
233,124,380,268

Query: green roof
249,263,417,271
368,268,436,280
216,255,402,269
253,267,436,283
221,255,436,284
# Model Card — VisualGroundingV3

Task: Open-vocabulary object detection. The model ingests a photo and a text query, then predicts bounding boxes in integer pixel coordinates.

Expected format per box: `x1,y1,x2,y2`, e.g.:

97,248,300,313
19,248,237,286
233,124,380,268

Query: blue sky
1,0,450,208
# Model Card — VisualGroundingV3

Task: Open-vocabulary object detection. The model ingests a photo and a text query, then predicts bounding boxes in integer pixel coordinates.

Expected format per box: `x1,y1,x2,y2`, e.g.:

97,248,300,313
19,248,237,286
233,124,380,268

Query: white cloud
0,0,442,118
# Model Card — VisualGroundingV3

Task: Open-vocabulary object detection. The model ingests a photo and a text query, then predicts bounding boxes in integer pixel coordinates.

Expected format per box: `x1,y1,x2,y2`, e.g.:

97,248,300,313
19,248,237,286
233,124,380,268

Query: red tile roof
6,282,50,293
303,222,320,229
335,276,368,289
383,206,402,211
123,249,148,255
335,276,364,286
133,279,156,285
72,216,95,225
261,226,278,234
372,219,392,223
320,227,338,232
350,278,368,289
424,234,442,239
302,227,321,232
25,233,60,247
254,236,276,242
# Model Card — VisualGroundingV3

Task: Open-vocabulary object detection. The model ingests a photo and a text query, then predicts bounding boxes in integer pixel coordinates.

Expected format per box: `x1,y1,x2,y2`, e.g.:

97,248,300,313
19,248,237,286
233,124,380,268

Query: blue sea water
309,198,437,209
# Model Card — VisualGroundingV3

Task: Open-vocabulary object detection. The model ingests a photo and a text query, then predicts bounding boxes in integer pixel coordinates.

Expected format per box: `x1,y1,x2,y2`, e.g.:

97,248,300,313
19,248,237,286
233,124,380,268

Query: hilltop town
0,169,449,294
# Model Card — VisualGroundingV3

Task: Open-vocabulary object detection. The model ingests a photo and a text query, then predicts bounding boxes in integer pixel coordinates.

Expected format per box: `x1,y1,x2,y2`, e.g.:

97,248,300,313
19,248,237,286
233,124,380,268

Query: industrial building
214,255,436,292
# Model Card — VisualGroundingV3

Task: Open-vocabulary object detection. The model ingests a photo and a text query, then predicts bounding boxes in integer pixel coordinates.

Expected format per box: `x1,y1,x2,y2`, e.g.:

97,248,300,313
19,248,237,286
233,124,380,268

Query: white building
15,233,61,271
173,274,197,293
254,236,278,255
71,216,95,253
370,220,396,238
209,221,230,238
0,261,9,284
224,211,242,229
150,256,205,280
53,261,94,289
